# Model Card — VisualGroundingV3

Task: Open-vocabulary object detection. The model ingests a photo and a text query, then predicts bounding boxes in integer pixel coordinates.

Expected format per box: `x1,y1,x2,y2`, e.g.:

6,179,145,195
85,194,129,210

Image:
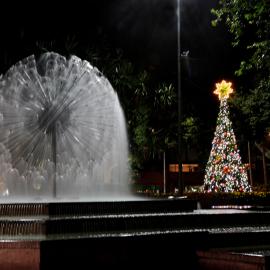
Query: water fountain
0,52,198,269
0,50,268,267
0,52,131,201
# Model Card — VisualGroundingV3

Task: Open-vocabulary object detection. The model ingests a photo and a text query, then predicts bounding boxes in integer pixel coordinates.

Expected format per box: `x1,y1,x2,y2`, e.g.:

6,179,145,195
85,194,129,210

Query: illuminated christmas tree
204,80,251,192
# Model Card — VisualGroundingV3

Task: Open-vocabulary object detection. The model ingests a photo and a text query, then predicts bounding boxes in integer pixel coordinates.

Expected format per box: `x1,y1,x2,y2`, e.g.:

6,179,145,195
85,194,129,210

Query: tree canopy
88,47,178,173
212,0,270,140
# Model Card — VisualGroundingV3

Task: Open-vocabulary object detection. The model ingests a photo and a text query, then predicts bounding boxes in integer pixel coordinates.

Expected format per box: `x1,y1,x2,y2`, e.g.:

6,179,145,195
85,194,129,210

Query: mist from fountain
0,52,134,202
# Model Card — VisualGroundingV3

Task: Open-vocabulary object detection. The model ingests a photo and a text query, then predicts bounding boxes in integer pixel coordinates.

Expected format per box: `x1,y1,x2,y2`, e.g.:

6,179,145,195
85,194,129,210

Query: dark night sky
1,0,237,73
99,0,239,120
0,0,239,122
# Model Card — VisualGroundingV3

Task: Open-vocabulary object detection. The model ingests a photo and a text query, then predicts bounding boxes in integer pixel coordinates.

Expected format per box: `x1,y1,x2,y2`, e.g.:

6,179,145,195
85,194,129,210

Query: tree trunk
262,145,268,186
163,151,166,194
247,141,253,186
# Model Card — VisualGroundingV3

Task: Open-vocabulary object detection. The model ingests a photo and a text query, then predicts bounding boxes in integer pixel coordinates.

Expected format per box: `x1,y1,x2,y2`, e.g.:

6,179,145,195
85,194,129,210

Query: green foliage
154,83,176,107
234,78,270,137
212,0,270,140
182,117,199,143
84,45,178,173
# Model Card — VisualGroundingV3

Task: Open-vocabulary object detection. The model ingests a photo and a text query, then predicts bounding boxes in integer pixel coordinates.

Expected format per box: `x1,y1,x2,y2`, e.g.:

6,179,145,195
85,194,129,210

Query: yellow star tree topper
214,80,233,100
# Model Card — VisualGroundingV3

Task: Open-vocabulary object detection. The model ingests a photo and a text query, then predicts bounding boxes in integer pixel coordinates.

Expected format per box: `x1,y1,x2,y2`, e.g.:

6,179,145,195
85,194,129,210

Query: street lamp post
177,0,184,195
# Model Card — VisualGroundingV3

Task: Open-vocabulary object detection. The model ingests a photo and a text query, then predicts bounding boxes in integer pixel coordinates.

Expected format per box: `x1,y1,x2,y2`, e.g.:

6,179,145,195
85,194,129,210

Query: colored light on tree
204,80,251,192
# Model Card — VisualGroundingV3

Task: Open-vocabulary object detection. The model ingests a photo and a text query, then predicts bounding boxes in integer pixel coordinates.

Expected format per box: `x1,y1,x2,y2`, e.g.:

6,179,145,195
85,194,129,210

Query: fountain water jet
0,52,132,202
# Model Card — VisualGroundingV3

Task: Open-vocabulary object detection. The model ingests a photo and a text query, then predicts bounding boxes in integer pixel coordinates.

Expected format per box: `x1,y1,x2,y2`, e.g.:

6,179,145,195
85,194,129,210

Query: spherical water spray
0,52,131,201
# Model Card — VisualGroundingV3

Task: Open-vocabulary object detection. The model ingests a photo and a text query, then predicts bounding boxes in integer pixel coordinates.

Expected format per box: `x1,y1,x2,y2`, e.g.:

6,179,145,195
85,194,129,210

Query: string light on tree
204,80,252,192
